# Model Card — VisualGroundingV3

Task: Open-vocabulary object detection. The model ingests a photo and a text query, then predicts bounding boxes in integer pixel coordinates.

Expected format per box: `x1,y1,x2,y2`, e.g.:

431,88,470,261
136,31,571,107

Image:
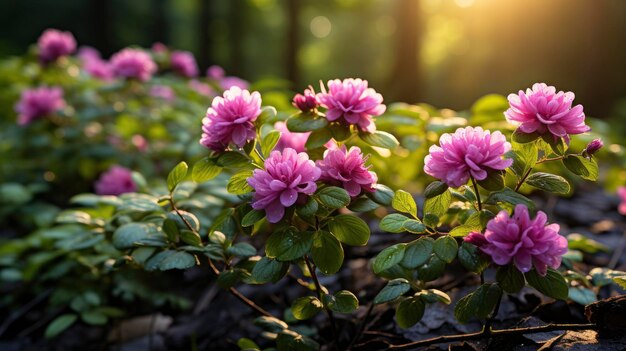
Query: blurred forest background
1,0,626,121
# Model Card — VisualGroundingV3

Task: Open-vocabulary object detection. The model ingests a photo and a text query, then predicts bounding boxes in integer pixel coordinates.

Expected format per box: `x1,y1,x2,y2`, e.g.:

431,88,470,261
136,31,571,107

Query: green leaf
373,244,407,274
217,151,251,168
323,290,359,313
525,268,569,300
237,338,260,350
217,269,247,289
192,157,222,183
162,218,179,243
265,228,313,261
512,129,541,144
367,184,395,206
291,296,323,320
424,189,451,218
374,278,411,304
485,187,534,209
241,209,265,227
81,310,107,325
477,171,505,191
433,236,458,263
167,162,189,192
180,230,202,247
112,223,150,249
563,155,599,181
568,287,597,305
359,130,400,149
401,237,434,269
457,242,489,273
251,257,288,284
305,128,332,149
317,186,350,209
348,197,379,212
254,316,288,332
496,265,526,293
396,297,425,328
227,242,257,258
297,197,319,220
328,215,370,246
424,181,449,199
257,106,277,124
311,231,344,275
454,283,502,323
392,190,418,218
526,172,570,194
287,111,328,132
45,314,77,338
417,255,446,282
227,170,254,195
542,134,567,155
403,219,426,234
276,330,319,351
379,213,410,233
261,130,281,157
418,289,451,304
508,142,537,178
158,251,196,270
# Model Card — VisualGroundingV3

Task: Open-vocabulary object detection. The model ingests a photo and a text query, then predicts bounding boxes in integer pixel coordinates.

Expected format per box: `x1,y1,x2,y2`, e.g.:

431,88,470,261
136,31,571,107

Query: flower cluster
37,29,76,63
200,87,261,152
171,50,199,78
94,166,137,196
207,65,249,90
247,148,321,223
110,48,157,81
424,126,512,188
317,145,377,197
15,87,66,126
317,78,385,132
465,205,568,276
505,83,590,141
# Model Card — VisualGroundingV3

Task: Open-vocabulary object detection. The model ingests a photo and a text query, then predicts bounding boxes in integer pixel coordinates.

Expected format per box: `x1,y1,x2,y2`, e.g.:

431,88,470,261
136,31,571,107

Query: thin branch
385,323,597,350
514,166,533,192
304,255,339,349
470,176,482,211
347,299,376,350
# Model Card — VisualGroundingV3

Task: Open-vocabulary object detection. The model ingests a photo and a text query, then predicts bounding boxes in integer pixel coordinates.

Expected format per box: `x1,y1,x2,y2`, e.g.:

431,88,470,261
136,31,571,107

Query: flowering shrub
1,29,626,350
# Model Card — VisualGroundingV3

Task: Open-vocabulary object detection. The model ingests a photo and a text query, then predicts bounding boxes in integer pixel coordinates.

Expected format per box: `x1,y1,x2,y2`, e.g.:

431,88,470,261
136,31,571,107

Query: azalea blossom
465,204,568,276
424,126,512,188
247,148,321,223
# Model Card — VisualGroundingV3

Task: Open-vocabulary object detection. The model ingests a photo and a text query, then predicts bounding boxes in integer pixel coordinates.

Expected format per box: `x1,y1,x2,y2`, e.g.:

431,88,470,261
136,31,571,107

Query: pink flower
505,83,590,140
293,88,319,112
424,126,513,188
207,65,225,80
37,29,76,63
171,50,198,78
316,145,377,197
15,87,66,126
274,121,309,153
95,166,137,196
110,48,157,81
465,205,568,276
618,187,626,215
317,78,386,133
150,85,176,102
200,86,261,152
247,148,321,223
189,80,215,97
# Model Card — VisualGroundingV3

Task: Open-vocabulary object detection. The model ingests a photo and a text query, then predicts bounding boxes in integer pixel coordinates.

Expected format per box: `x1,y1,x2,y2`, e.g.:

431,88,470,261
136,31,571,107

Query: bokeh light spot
310,16,332,39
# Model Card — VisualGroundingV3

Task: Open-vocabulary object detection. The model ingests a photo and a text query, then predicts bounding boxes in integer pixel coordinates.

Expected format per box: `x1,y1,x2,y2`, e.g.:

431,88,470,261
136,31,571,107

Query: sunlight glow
310,16,332,38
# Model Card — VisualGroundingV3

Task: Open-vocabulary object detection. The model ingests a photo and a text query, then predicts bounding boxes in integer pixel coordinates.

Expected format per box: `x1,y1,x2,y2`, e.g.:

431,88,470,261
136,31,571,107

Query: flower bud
583,138,603,157
292,89,318,112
